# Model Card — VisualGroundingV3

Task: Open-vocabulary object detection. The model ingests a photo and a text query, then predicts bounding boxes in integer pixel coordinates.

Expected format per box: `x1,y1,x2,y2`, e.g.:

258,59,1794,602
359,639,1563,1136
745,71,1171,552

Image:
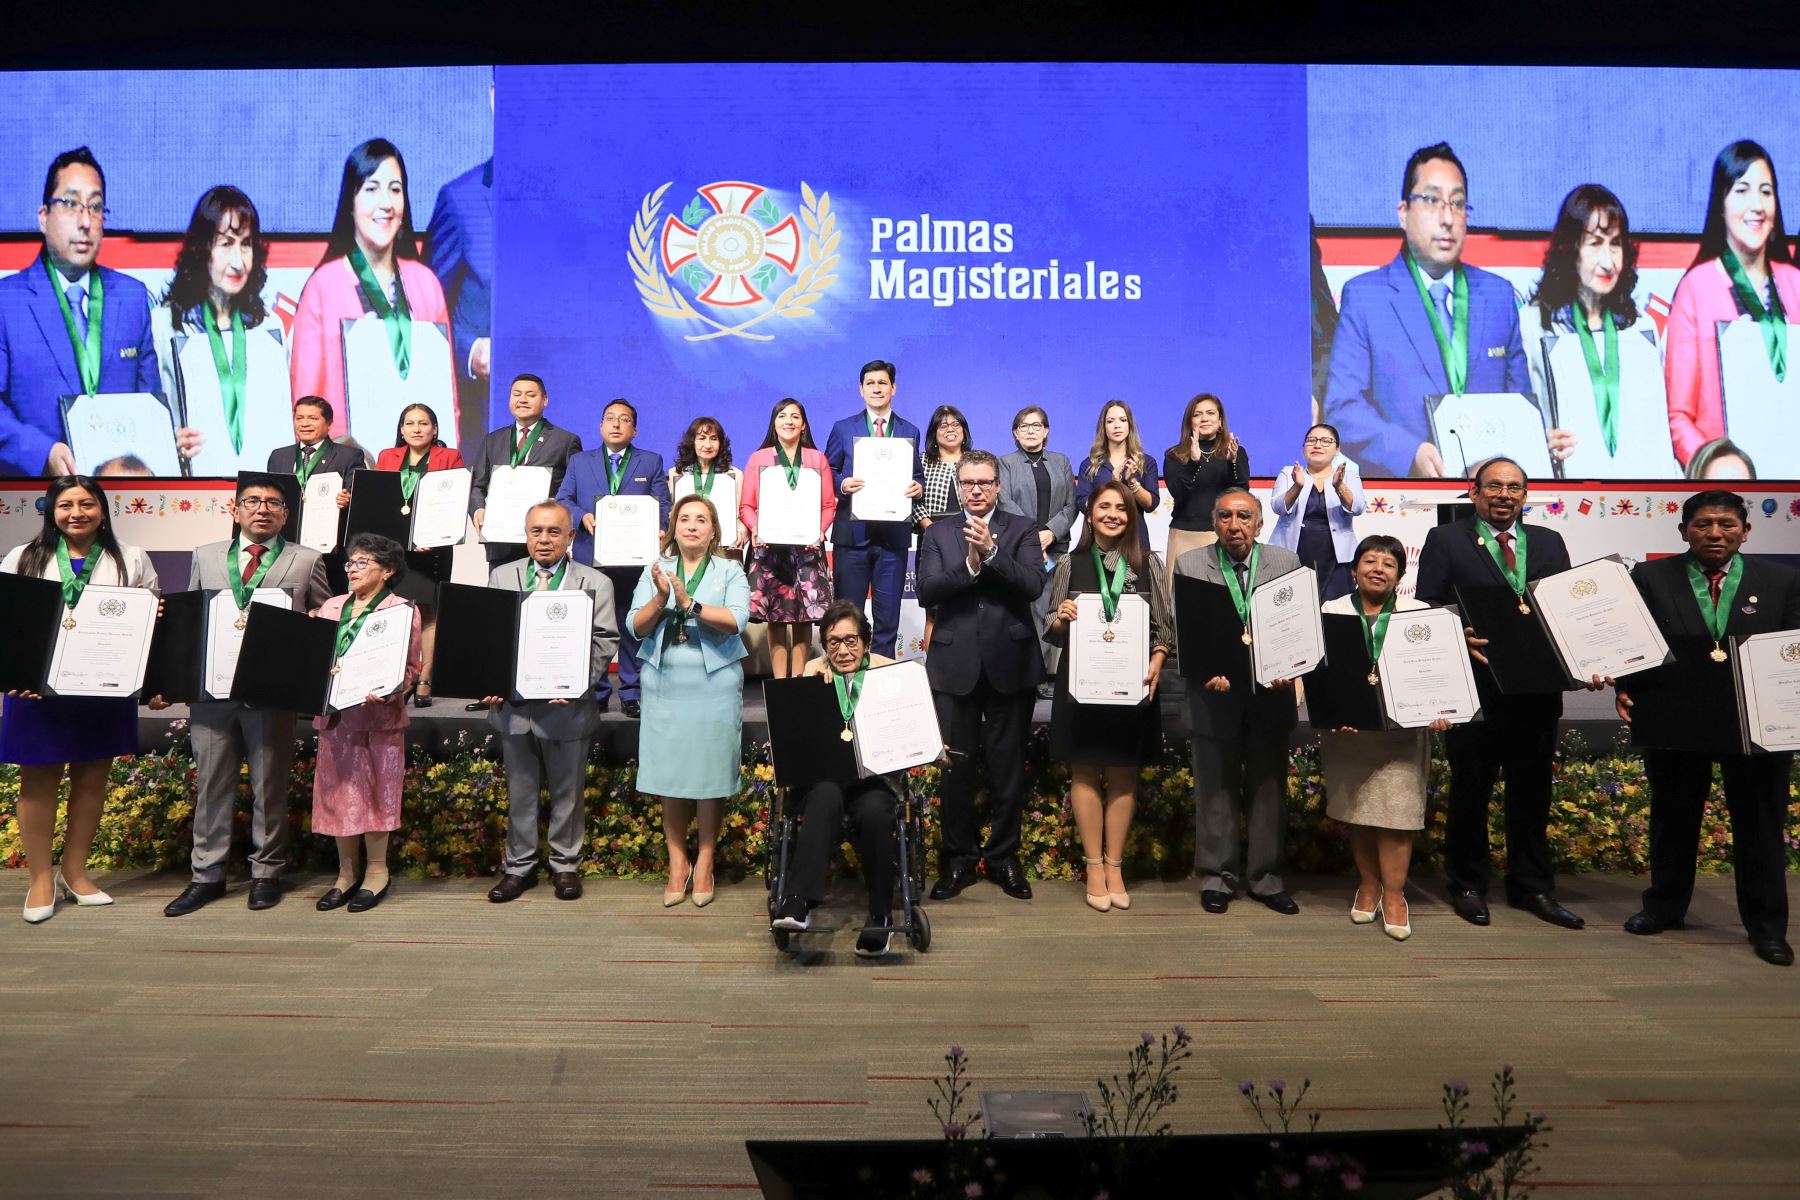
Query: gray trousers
1029,548,1065,672
188,702,296,883
499,733,592,875
1190,729,1288,896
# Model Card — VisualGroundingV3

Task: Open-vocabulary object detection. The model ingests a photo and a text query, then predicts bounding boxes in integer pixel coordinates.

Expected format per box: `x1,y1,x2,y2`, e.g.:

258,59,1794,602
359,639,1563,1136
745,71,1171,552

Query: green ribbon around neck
1092,544,1128,621
348,244,411,379
1360,590,1398,668
335,586,393,658
1720,244,1787,382
526,559,567,593
1215,543,1260,624
1571,306,1620,456
1686,554,1744,642
227,536,283,610
1481,522,1528,598
1403,250,1469,395
864,411,892,437
672,555,709,637
295,443,325,488
690,466,715,498
45,257,104,395
55,536,100,610
606,447,632,494
774,443,802,489
400,451,428,502
510,421,544,467
833,656,870,724
203,305,248,454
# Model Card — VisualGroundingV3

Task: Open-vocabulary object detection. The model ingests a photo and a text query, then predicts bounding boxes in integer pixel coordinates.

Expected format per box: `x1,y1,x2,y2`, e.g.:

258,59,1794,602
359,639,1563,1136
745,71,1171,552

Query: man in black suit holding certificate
1415,455,1580,930
1618,489,1800,966
916,449,1046,901
467,373,583,568
267,396,368,480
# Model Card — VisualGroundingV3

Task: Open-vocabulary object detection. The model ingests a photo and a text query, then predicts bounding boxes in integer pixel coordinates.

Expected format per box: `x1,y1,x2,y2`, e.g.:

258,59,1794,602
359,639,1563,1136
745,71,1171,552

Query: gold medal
401,504,411,516
840,726,854,743
1367,669,1379,686
235,612,249,630
1709,642,1728,663
1240,630,1252,645
330,662,342,676
61,615,76,631
1102,628,1115,643
1517,599,1531,615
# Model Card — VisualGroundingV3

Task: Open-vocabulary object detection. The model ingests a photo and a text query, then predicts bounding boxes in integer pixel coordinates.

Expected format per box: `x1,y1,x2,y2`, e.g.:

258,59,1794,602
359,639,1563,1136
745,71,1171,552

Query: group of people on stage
1323,137,1798,482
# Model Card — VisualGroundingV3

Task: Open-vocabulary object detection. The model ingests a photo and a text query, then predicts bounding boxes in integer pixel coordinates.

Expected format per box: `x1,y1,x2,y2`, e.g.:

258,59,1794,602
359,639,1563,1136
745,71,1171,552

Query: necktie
1496,530,1517,573
1429,281,1452,333
515,426,530,453
537,566,553,587
610,451,623,485
874,417,886,437
240,542,265,585
1029,455,1052,525
1707,569,1724,605
68,283,88,341
1233,561,1248,591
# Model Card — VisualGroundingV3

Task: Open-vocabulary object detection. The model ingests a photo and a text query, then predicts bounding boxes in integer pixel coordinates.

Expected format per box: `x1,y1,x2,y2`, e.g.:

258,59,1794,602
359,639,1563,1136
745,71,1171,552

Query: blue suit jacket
426,159,492,391
823,411,925,550
1322,252,1530,478
555,444,673,566
0,258,159,476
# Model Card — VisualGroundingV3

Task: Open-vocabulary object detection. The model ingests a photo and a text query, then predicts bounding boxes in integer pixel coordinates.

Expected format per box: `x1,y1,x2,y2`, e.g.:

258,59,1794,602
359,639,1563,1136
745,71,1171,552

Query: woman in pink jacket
1664,139,1800,468
739,398,837,678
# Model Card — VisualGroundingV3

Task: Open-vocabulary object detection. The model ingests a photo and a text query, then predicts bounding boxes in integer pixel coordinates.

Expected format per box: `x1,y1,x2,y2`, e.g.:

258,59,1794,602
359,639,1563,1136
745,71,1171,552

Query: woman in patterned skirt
739,398,836,678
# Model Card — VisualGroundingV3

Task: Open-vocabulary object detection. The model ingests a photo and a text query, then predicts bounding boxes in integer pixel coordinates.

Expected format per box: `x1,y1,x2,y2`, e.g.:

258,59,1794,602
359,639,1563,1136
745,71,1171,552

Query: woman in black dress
1044,481,1174,913
1161,392,1248,573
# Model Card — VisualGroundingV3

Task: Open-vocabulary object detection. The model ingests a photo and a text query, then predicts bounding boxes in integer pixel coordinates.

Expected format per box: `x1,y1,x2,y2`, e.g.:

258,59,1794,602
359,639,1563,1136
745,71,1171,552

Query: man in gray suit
162,473,332,916
997,405,1076,696
1173,487,1302,916
482,501,619,903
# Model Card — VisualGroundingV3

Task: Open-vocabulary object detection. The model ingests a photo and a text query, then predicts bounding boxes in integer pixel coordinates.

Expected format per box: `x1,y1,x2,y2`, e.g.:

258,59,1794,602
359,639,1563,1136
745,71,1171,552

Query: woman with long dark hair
738,399,837,678
1075,399,1158,551
372,402,465,705
156,186,293,473
1524,184,1678,477
290,138,456,445
670,416,746,554
1665,140,1800,470
1161,392,1247,571
2,476,159,924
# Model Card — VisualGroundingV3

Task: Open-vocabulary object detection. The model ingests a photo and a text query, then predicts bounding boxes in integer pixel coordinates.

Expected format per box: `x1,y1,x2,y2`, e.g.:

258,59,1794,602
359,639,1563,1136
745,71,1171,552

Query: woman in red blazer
375,403,467,705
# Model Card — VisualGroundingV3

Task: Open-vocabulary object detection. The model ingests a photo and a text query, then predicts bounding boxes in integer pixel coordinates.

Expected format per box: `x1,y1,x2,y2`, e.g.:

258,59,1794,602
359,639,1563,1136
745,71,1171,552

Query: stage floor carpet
2,869,1795,1197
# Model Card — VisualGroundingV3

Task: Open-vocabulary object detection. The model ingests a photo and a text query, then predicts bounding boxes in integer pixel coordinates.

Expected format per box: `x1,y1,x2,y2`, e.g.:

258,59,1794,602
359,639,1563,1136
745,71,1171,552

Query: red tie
874,417,886,437
1496,530,1516,573
1707,570,1724,605
240,542,266,585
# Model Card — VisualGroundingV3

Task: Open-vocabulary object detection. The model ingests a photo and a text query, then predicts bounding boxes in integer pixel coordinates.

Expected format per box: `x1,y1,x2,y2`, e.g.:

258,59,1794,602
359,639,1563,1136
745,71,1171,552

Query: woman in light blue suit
630,493,750,909
1268,422,1364,601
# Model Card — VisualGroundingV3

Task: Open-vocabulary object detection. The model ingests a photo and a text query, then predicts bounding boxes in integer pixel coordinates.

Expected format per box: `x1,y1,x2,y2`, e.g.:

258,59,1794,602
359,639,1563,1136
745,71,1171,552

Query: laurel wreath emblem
1404,623,1432,644
1782,642,1800,663
98,597,128,618
630,181,839,342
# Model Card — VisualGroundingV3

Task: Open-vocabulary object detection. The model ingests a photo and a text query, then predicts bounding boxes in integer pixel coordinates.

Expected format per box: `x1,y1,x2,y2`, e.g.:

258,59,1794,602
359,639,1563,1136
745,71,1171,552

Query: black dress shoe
551,872,583,901
465,701,489,712
164,880,226,917
1450,890,1491,926
247,879,283,910
988,858,1033,900
1623,909,1683,936
1200,889,1231,914
347,882,391,912
487,872,537,903
1253,890,1300,915
929,863,980,901
596,697,610,714
1509,892,1585,929
316,885,356,912
1753,938,1794,966
621,700,641,718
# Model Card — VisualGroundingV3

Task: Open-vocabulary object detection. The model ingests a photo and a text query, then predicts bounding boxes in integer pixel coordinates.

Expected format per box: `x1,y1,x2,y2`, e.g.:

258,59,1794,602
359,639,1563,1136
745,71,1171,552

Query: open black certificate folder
763,677,859,792
1454,582,1573,694
430,581,594,704
1172,573,1253,688
229,604,338,716
1305,614,1388,732
1628,633,1746,755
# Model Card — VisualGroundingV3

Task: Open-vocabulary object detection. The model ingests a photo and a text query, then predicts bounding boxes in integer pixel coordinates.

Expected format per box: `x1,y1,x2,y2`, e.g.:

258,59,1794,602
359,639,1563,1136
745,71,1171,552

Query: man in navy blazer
1323,142,1531,479
916,449,1045,903
426,155,492,451
556,398,671,714
825,359,925,657
0,147,159,477
1618,490,1800,967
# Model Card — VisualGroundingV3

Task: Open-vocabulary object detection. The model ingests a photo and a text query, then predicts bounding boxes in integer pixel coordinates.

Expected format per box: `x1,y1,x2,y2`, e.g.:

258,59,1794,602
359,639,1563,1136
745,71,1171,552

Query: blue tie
1429,281,1452,335
67,283,88,341
610,452,622,484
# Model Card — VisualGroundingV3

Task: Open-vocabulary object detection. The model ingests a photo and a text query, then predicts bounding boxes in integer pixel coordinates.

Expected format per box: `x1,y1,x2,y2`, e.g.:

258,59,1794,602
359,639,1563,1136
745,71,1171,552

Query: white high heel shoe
56,873,114,907
1350,889,1382,925
1102,856,1130,910
23,881,56,925
1082,858,1111,913
1383,895,1412,941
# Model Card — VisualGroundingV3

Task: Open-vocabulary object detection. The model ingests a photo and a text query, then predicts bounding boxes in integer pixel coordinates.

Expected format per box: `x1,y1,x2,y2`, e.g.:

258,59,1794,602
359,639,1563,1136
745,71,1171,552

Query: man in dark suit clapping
916,448,1046,901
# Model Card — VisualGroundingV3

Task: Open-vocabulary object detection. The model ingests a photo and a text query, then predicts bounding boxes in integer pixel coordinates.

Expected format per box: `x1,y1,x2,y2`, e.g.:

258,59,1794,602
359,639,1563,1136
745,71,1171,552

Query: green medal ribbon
833,655,870,724
774,443,801,489
203,304,248,454
1360,591,1398,667
1720,245,1787,382
691,466,715,499
1686,554,1744,642
227,536,283,610
606,447,632,494
1403,250,1469,395
1091,544,1128,621
45,257,104,395
1215,543,1261,624
54,537,100,611
864,411,892,437
347,245,411,379
1480,522,1528,599
525,559,568,593
509,421,544,467
1571,306,1620,456
295,443,324,488
399,452,427,502
671,555,709,640
335,586,393,658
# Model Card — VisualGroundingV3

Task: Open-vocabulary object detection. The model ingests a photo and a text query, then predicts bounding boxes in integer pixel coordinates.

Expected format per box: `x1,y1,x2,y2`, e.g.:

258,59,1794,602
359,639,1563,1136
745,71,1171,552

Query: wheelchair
763,775,933,955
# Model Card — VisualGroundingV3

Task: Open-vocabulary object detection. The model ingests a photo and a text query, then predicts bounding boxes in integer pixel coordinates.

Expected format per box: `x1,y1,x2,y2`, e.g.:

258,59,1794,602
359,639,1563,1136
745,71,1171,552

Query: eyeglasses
237,497,288,510
1014,421,1046,432
1406,194,1472,218
1478,482,1527,497
1303,436,1338,447
46,197,109,220
959,477,999,490
345,557,380,570
825,635,864,651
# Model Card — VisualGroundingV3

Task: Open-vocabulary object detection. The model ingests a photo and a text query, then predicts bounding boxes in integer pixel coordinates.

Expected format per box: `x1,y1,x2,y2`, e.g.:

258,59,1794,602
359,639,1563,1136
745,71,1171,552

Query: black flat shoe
316,885,356,911
987,858,1033,900
347,882,391,912
1450,890,1490,926
929,863,980,901
164,880,227,918
1753,938,1794,967
1508,892,1585,930
247,878,283,910
1200,889,1231,914
464,701,489,712
1252,890,1300,915
1624,909,1683,936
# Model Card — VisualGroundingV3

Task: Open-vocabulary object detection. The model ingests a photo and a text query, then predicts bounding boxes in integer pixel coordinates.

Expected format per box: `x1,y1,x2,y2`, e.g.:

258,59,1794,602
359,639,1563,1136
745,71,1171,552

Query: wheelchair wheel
908,903,932,952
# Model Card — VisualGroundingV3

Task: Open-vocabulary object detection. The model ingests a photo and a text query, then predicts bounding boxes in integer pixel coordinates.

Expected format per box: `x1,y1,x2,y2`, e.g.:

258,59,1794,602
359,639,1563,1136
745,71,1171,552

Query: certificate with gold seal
1529,555,1669,682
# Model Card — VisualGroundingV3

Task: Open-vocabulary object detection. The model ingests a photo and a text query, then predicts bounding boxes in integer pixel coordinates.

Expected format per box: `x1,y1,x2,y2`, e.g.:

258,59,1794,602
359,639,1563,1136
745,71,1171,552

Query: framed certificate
341,316,458,450
298,470,345,553
851,436,913,522
673,471,738,534
1454,582,1570,695
43,584,158,698
326,601,414,713
1538,329,1679,480
1249,567,1324,687
757,465,823,546
170,328,294,476
1716,318,1800,479
594,495,661,567
515,589,595,699
849,660,944,776
409,466,473,550
1425,391,1553,480
59,391,182,476
1529,556,1669,683
1377,605,1480,728
344,469,411,546
1067,591,1148,705
481,464,554,544
1734,630,1800,754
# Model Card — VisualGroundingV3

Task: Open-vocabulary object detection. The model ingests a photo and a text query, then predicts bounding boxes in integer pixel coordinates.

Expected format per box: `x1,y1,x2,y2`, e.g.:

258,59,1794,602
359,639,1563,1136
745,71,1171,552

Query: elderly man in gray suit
1173,486,1302,917
997,404,1077,696
163,473,332,917
482,501,619,903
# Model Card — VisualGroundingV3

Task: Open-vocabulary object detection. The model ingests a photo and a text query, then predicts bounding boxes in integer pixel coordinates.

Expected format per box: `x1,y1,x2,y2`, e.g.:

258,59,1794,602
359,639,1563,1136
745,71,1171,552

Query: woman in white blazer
1268,422,1364,601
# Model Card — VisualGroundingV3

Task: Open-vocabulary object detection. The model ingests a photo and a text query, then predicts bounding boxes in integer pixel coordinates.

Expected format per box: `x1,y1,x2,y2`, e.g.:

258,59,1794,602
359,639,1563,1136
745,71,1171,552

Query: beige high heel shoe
1082,858,1111,913
1350,887,1382,925
1102,856,1130,910
663,868,692,908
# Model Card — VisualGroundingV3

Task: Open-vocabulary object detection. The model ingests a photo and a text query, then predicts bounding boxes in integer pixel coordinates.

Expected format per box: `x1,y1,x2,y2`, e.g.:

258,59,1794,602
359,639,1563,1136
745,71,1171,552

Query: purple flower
1238,1081,1254,1095
949,1045,965,1061
1340,1170,1363,1191
944,1121,966,1139
1269,1079,1286,1093
1173,1025,1191,1045
1446,1078,1469,1096
1280,1172,1302,1190
1306,1154,1331,1170
1140,1032,1156,1047
912,1168,934,1184
1502,1063,1514,1076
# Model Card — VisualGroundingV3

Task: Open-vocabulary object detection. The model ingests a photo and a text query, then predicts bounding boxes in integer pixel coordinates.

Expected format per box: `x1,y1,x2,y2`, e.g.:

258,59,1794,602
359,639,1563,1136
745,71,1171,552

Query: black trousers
934,675,1033,869
1442,713,1559,899
789,779,898,916
1643,750,1791,942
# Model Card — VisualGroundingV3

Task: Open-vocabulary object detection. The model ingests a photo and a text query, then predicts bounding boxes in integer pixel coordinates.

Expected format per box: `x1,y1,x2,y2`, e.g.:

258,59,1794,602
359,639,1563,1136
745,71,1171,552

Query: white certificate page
343,317,458,450
515,589,595,700
46,585,158,698
205,588,295,700
298,471,344,553
1378,605,1481,728
1249,567,1324,687
1736,630,1800,753
482,465,554,545
757,465,823,546
62,392,183,476
1717,318,1800,480
409,467,472,550
851,436,913,522
1428,392,1553,480
850,659,943,775
1530,556,1669,682
327,602,414,713
1068,592,1149,705
594,495,661,567
673,472,738,536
